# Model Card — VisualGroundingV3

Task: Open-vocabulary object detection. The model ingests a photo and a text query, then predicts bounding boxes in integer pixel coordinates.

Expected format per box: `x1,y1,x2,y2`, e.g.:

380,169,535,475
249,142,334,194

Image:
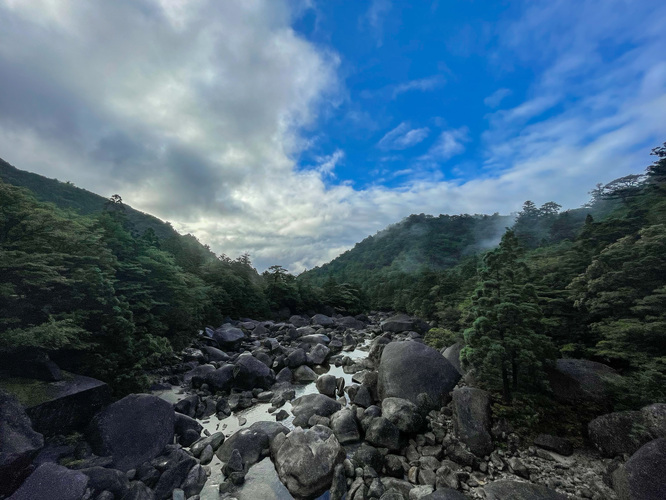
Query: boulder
382,397,424,433
216,428,270,471
365,417,402,451
183,364,215,385
274,425,346,499
174,413,202,446
612,438,666,500
2,349,63,381
300,334,331,346
442,343,464,375
308,344,331,365
482,479,568,499
181,464,207,497
286,348,307,368
0,373,110,437
589,411,650,457
233,354,276,390
451,387,493,457
203,365,235,393
87,394,175,471
0,390,44,496
80,466,130,498
7,463,88,500
337,316,366,330
202,345,230,362
377,341,461,411
548,358,620,406
423,489,467,500
291,394,342,427
153,448,197,500
293,365,318,384
289,315,310,328
533,434,573,456
330,408,361,444
316,374,337,398
311,314,336,327
368,335,392,364
122,482,155,500
212,325,245,349
380,314,414,333
641,403,666,438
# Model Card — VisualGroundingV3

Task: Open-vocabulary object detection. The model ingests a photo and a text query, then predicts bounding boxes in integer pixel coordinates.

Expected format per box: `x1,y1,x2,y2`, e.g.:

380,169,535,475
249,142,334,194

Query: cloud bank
0,0,665,272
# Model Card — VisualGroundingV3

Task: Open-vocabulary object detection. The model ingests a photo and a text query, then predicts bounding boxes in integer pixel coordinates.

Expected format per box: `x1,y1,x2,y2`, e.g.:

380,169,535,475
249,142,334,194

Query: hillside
0,158,177,240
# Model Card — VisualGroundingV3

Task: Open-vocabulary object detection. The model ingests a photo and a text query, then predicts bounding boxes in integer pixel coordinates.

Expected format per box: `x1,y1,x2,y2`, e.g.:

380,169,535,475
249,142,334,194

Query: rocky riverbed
2,312,665,500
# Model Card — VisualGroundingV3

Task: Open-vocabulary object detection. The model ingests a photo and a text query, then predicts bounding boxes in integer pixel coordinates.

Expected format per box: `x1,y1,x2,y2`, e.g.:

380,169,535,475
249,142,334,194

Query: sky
1,0,665,272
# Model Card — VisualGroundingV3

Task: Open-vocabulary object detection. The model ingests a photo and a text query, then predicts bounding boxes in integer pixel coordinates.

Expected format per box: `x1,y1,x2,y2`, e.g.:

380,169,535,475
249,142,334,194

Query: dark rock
202,345,230,362
368,336,392,365
2,349,63,381
365,416,402,451
300,334,331,346
612,438,666,500
183,364,215,385
1,373,111,437
293,365,318,383
174,395,199,417
174,413,202,447
0,390,44,496
382,397,423,433
291,393,342,427
152,448,197,500
483,480,568,499
7,462,88,500
330,408,361,444
216,428,269,471
311,314,336,327
423,488,467,499
190,432,225,457
533,434,573,456
212,325,245,349
351,443,383,472
380,314,413,333
442,343,464,375
377,341,460,411
276,367,293,383
548,358,620,406
121,481,156,500
337,316,366,330
451,387,493,457
353,384,374,408
81,466,130,498
641,403,666,438
274,425,346,499
308,344,331,365
203,365,235,393
589,410,651,457
87,394,175,472
316,374,337,398
289,315,310,327
286,348,307,368
233,354,276,390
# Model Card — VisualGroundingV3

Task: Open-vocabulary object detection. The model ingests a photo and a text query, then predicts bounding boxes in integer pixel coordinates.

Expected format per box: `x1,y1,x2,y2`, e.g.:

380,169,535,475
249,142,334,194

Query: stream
154,343,371,499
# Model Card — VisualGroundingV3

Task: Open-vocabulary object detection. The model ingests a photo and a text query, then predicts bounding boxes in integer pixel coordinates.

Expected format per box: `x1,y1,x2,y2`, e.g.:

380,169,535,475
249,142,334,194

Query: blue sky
0,0,665,271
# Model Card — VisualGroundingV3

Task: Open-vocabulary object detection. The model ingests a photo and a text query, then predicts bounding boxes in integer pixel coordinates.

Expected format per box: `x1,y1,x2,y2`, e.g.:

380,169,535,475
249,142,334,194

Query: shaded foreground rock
87,394,175,471
612,438,666,500
483,479,569,499
548,358,619,406
452,387,493,457
378,341,460,411
8,462,88,500
274,425,346,499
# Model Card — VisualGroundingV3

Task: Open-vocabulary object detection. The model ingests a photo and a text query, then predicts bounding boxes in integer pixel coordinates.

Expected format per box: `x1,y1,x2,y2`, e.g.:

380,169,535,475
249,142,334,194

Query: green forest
2,144,666,416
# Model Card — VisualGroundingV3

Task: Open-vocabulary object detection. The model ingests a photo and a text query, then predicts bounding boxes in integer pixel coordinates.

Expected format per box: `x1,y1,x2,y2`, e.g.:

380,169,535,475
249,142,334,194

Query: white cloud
419,128,469,164
392,76,445,98
484,88,512,108
362,0,392,47
378,123,430,150
314,149,344,177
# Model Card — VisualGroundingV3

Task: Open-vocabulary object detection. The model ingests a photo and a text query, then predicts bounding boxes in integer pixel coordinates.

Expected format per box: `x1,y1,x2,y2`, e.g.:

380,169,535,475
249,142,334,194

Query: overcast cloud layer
1,0,665,271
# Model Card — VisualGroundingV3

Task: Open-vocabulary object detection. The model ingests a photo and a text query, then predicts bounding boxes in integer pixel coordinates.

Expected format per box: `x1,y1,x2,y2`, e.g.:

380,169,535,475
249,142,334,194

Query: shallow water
155,342,371,499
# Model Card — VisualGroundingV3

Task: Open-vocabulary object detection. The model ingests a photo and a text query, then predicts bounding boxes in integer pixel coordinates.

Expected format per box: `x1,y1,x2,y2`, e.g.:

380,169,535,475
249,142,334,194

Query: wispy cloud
361,0,392,47
392,75,445,98
314,149,344,177
484,88,512,108
419,128,469,163
378,122,430,150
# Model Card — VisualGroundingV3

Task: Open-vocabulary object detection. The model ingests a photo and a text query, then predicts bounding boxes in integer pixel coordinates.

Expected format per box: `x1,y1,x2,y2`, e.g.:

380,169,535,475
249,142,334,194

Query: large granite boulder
212,324,245,349
612,438,666,500
330,408,361,444
443,343,464,375
290,394,342,427
377,341,461,411
203,365,235,393
548,359,620,406
382,397,423,433
215,422,288,472
310,314,335,327
589,410,653,457
274,425,346,499
483,479,568,499
452,387,493,457
336,316,366,330
0,390,44,496
0,373,110,437
87,394,175,471
8,462,88,500
380,314,413,333
233,354,275,390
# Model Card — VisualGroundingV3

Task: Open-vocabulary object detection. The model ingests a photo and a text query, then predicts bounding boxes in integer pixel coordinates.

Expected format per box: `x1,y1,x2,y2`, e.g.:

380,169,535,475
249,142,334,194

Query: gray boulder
483,479,568,499
452,387,493,457
380,314,413,333
533,434,573,456
337,316,365,330
365,417,402,451
548,358,620,406
442,343,464,375
300,334,331,346
316,374,337,398
233,354,275,390
311,314,336,327
382,397,423,433
87,394,175,471
212,324,245,349
423,489,467,499
216,421,286,472
330,408,361,444
274,425,346,499
0,390,44,496
291,394,342,427
286,348,307,368
378,341,461,411
204,365,235,393
289,315,310,328
293,365,318,384
308,344,331,365
8,463,88,500
202,345,229,362
612,438,666,500
589,411,651,457
80,466,130,498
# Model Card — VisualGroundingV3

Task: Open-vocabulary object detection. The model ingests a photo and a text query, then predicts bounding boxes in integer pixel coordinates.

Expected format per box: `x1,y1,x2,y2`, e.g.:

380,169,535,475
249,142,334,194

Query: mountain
0,157,177,240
